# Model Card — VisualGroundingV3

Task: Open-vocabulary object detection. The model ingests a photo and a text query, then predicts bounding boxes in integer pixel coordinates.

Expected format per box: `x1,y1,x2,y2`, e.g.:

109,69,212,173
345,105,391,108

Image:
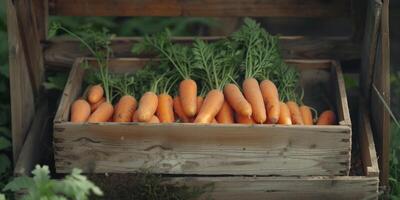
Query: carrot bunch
68,18,337,126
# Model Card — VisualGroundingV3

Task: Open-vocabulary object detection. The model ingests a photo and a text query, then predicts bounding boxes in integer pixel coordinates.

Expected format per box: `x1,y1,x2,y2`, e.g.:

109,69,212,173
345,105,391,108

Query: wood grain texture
48,0,351,17
359,102,379,177
14,101,49,176
7,0,36,162
14,0,45,96
370,0,390,187
54,59,352,176
43,36,360,70
360,0,382,100
165,176,379,200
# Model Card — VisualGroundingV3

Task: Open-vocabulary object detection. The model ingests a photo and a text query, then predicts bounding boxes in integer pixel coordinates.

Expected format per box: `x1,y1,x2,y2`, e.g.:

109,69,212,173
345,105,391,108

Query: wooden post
7,0,47,165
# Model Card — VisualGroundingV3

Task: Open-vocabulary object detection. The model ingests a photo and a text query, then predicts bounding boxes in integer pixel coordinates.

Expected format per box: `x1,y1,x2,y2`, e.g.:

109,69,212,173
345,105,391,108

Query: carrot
70,99,91,122
113,95,137,122
243,78,267,124
317,110,336,125
300,105,313,125
148,115,160,123
286,101,304,125
157,94,175,123
136,91,158,122
260,80,280,124
173,96,190,123
235,113,256,124
223,83,252,117
90,97,106,113
179,79,197,117
196,96,204,114
216,101,234,124
87,84,104,104
88,102,114,123
278,102,292,125
132,112,138,122
194,89,224,124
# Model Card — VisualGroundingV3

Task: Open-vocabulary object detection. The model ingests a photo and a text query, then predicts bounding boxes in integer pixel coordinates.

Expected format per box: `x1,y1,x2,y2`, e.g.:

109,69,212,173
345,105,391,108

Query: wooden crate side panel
331,61,352,126
167,176,379,200
54,123,351,176
49,0,350,17
54,58,86,123
43,37,360,70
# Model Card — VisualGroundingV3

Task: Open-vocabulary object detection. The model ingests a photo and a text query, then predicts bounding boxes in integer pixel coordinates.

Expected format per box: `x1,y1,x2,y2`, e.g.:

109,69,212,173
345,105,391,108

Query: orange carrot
173,96,190,123
132,112,138,122
260,80,280,124
148,115,160,123
278,102,292,125
216,101,234,124
286,101,304,125
317,110,336,125
136,92,158,122
196,96,204,114
113,95,137,122
223,83,252,117
88,102,114,123
87,84,104,104
300,105,313,125
235,113,256,124
157,94,175,123
90,97,106,113
179,79,197,117
194,89,224,124
243,78,267,124
70,99,91,122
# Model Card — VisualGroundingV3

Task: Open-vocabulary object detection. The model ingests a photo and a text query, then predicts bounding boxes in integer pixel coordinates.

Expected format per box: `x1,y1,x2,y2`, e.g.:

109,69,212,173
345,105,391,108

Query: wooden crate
54,58,352,176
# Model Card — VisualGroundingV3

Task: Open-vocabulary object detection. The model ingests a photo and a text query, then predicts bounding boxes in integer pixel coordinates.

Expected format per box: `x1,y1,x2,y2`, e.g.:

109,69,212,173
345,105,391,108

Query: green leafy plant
2,165,102,200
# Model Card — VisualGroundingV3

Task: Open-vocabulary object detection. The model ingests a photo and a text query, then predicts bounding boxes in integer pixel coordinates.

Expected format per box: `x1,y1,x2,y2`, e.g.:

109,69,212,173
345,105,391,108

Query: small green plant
2,165,102,200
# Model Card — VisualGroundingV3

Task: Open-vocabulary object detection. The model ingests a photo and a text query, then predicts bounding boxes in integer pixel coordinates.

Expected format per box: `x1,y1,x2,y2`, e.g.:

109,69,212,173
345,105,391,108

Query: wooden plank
359,102,380,177
331,61,352,126
169,176,378,200
370,0,390,187
48,0,351,17
54,123,351,175
43,36,360,70
89,174,378,200
14,100,49,176
6,0,36,162
360,0,382,101
53,59,351,176
14,0,45,96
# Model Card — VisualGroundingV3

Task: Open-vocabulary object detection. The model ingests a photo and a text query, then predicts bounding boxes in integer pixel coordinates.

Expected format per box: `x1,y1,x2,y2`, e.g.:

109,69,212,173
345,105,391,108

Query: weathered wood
44,36,360,70
14,0,45,97
359,102,380,177
53,59,351,176
48,0,351,17
166,176,379,200
14,100,49,176
32,0,48,40
331,61,352,126
7,0,36,162
370,0,390,187
360,0,382,101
